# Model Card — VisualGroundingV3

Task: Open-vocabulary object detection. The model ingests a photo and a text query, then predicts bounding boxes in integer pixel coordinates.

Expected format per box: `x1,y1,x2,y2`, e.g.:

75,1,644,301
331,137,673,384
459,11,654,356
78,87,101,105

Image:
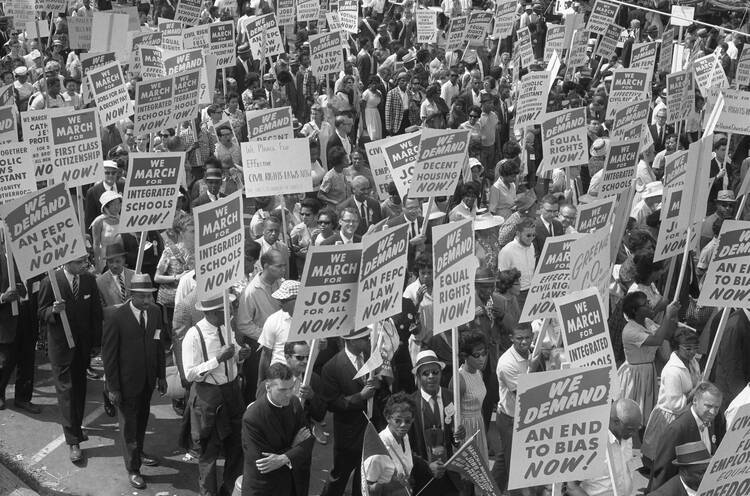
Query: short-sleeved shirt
698,237,718,270
319,168,350,205
497,239,536,290
496,345,529,416
258,309,292,365
621,319,659,365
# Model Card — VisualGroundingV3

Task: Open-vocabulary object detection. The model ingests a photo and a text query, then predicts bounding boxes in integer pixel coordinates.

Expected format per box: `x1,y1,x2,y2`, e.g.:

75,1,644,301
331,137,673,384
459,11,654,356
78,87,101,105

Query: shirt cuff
197,357,220,376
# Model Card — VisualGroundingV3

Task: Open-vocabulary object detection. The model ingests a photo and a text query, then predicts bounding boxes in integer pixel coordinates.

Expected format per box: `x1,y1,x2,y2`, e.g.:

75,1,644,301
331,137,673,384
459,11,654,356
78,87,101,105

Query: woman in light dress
361,76,383,141
458,331,489,463
90,190,122,273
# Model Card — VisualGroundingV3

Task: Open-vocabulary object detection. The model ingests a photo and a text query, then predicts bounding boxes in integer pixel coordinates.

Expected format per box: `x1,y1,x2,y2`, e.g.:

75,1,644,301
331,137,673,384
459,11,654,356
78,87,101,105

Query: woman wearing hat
91,190,123,273
474,209,504,272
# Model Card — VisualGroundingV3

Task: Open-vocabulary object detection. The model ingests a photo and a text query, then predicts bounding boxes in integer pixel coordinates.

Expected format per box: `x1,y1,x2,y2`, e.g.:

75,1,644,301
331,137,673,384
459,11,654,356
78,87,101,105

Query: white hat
411,350,446,375
13,66,27,76
99,190,122,212
474,210,504,230
103,160,118,170
642,181,663,199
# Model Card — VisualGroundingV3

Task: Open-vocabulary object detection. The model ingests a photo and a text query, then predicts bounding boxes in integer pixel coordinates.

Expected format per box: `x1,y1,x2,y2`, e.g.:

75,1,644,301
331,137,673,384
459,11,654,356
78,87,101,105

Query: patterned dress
458,364,488,462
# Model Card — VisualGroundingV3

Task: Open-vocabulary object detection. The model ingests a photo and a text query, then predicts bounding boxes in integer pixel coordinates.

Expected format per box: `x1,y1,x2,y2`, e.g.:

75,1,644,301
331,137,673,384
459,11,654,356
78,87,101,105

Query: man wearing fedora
95,241,134,308
182,294,247,496
408,350,465,496
699,190,736,251
192,166,226,209
102,273,166,490
647,441,711,496
38,255,103,463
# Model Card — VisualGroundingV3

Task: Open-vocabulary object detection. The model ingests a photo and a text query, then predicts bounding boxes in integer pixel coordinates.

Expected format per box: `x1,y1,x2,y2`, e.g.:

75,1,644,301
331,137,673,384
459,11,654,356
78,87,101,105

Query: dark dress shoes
69,445,83,463
14,400,41,414
141,453,159,467
129,472,146,489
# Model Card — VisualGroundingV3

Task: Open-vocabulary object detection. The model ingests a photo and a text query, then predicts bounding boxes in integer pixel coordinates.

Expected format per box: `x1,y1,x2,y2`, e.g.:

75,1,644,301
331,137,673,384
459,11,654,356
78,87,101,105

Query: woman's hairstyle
670,326,700,349
622,291,647,319
496,268,521,293
317,208,338,226
459,331,487,356
383,391,416,418
633,252,663,284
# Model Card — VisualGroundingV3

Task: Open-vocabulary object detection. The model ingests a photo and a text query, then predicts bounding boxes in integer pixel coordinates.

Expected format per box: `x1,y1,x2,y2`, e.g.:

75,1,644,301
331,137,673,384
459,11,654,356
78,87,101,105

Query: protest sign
659,28,674,74
446,431,501,496
3,0,34,25
87,62,134,127
338,0,358,32
0,183,87,282
245,107,294,141
355,224,409,329
432,219,476,335
133,73,169,134
520,233,579,322
21,109,67,181
611,99,650,140
605,69,650,119
715,89,750,135
555,289,616,371
493,0,516,39
736,48,750,88
630,41,658,71
80,52,116,104
569,228,610,311
139,47,165,80
0,85,14,107
119,153,184,234
128,31,163,78
575,197,616,233
697,403,750,496
514,71,550,130
111,4,139,31
297,0,320,22
416,10,437,43
289,244,361,341
241,139,313,196
599,140,640,198
67,16,92,50
693,54,729,96
182,24,211,51
163,48,210,106
193,191,244,300
681,135,713,230
517,27,534,67
209,21,236,68
382,131,421,200
91,13,130,62
595,24,620,61
446,16,467,53
309,31,344,77
175,0,202,25
666,70,695,124
539,108,588,174
243,14,285,59
0,105,17,145
544,25,565,63
0,143,35,204
655,186,698,262
698,220,750,307
664,149,689,189
567,29,589,69
586,0,619,35
364,137,398,201
466,11,493,47
508,366,611,490
158,19,184,51
47,109,102,188
409,129,470,198
277,0,295,25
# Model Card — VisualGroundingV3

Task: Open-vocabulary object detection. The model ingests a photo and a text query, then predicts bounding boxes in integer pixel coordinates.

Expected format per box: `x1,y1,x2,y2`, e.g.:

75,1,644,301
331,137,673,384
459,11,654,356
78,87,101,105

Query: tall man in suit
648,442,711,496
326,115,354,162
338,176,383,236
357,38,375,85
408,350,465,496
533,194,564,259
84,160,124,233
102,274,166,490
386,196,428,266
650,382,723,491
320,327,382,496
38,255,103,463
96,242,134,307
649,107,670,153
234,43,253,107
191,168,225,209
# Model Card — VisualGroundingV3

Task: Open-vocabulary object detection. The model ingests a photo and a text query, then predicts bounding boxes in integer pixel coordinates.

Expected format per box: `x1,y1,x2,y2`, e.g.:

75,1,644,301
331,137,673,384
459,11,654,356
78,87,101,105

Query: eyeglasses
420,369,440,377
292,354,309,361
471,350,488,358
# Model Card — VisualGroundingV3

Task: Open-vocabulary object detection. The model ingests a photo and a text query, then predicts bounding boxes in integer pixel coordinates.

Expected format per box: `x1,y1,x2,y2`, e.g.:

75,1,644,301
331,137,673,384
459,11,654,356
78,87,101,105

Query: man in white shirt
257,280,299,385
440,71,460,107
214,125,242,166
255,218,290,278
567,399,642,496
497,218,537,309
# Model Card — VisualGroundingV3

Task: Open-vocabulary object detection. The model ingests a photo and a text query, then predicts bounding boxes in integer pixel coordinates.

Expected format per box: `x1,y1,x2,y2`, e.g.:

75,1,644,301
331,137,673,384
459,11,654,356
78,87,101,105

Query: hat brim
342,329,370,340
411,359,446,375
673,458,711,466
105,250,127,259
131,287,157,293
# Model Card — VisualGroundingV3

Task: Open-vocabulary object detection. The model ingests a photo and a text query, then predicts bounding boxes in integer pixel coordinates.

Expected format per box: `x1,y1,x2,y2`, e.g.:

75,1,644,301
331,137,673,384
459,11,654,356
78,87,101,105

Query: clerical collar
267,393,284,408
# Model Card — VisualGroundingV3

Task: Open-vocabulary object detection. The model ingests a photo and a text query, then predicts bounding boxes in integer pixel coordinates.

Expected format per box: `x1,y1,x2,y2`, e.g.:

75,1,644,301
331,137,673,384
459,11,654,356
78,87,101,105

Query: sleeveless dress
458,364,488,462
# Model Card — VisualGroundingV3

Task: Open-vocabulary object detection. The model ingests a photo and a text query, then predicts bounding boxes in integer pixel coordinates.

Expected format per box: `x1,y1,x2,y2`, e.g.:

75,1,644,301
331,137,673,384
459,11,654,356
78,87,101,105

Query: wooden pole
2,224,18,316
223,287,234,346
222,67,228,98
75,186,86,239
48,269,75,348
135,231,147,274
451,327,461,427
279,195,289,245
671,226,691,304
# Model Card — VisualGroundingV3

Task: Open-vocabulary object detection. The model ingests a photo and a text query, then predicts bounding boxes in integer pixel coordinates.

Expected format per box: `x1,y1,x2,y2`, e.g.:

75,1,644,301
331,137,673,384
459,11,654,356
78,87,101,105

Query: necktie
139,310,146,330
71,275,79,298
360,202,368,227
429,395,440,427
659,126,664,144
117,273,126,302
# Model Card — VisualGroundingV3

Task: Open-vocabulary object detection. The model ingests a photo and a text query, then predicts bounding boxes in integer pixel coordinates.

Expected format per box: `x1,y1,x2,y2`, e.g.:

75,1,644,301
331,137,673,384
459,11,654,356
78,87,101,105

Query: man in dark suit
337,176,383,236
242,362,315,496
326,115,354,163
408,350,465,496
191,167,225,209
454,71,483,114
533,194,564,259
38,255,103,463
84,160,124,234
102,274,166,490
321,207,363,246
650,382,722,491
288,55,306,121
320,327,382,496
234,43,253,107
649,107,670,154
357,38,375,85
386,196,429,266
648,441,711,496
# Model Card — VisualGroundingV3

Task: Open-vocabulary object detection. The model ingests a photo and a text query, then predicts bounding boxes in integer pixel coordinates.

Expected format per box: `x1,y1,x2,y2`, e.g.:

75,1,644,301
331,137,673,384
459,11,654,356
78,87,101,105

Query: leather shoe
129,473,146,490
141,453,159,467
80,432,89,442
14,400,41,414
69,445,83,463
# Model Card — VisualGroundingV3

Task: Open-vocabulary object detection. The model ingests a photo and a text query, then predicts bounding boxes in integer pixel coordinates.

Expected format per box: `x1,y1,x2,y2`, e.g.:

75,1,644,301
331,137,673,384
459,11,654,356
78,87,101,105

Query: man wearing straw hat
647,441,711,496
101,273,166,490
182,293,246,496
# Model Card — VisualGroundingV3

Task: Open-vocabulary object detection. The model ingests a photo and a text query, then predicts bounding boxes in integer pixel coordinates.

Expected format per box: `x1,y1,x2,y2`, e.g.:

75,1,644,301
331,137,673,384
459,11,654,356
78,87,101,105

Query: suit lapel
56,269,72,301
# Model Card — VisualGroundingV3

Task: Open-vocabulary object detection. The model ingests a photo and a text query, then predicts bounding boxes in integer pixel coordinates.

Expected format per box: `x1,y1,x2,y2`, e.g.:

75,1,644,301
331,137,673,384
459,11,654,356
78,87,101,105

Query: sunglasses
471,350,488,359
293,354,309,361
420,369,440,377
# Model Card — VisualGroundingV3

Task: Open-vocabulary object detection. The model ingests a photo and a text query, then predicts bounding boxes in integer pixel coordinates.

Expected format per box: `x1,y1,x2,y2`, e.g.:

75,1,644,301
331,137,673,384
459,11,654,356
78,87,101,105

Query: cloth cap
717,190,737,202
642,181,663,199
13,66,27,76
99,190,122,211
272,280,301,300
205,168,222,181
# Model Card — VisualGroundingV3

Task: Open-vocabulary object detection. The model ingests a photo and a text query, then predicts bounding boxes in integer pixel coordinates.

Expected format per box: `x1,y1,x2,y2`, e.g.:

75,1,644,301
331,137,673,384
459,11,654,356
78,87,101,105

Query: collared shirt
258,309,292,365
339,232,355,244
236,273,282,341
129,301,147,328
344,345,364,372
681,478,698,496
63,267,78,295
497,239,536,290
398,88,409,111
496,345,529,416
578,430,633,496
420,387,444,427
336,130,351,154
181,318,237,384
353,197,369,225
691,406,712,451
440,80,460,107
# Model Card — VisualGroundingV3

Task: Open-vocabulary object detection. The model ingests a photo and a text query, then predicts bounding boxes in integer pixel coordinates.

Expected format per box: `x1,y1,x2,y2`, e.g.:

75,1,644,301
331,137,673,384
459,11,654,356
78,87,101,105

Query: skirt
617,361,657,421
641,406,681,462
460,412,489,463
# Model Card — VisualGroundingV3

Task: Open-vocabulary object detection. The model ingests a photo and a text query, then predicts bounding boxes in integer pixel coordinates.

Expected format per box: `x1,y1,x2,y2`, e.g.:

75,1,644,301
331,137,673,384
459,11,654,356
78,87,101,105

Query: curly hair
383,391,416,419
459,331,487,356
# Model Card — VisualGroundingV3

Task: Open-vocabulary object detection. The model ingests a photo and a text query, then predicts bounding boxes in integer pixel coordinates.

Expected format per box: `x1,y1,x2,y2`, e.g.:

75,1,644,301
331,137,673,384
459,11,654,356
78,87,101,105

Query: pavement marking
28,406,105,466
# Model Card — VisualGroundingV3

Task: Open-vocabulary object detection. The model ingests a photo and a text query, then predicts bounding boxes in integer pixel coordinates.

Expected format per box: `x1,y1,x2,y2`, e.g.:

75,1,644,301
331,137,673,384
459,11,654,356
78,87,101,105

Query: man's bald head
610,399,642,441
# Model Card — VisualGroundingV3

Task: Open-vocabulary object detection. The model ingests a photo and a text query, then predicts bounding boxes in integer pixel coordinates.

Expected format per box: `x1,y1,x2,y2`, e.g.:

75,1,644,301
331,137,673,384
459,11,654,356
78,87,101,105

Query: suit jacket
338,197,383,236
650,409,716,491
96,268,134,308
84,179,125,232
533,217,564,259
102,301,165,398
649,124,672,153
321,349,369,452
38,269,103,365
191,191,227,209
0,251,19,344
648,475,689,496
241,394,315,496
385,87,408,135
234,59,252,105
326,132,351,163
455,89,481,113
319,232,362,246
291,70,306,119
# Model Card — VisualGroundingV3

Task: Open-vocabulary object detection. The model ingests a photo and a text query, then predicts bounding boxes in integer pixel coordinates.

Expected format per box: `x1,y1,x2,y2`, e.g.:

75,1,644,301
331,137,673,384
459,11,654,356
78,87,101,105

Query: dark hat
130,273,157,293
476,267,495,285
105,242,127,260
205,168,222,181
342,327,371,340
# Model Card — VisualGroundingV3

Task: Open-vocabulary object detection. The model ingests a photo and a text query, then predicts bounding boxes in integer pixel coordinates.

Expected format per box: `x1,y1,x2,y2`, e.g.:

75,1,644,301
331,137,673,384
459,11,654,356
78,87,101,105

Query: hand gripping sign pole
1,225,18,316
48,269,75,348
